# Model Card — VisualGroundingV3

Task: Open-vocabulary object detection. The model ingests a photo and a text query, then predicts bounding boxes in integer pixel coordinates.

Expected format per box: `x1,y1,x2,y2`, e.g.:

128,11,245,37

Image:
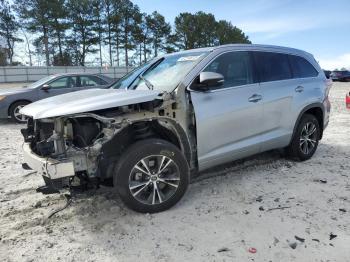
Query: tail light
324,79,332,97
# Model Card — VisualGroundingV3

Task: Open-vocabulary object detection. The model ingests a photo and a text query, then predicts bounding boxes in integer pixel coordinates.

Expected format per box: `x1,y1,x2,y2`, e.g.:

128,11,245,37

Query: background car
323,70,331,79
0,73,114,123
330,70,350,82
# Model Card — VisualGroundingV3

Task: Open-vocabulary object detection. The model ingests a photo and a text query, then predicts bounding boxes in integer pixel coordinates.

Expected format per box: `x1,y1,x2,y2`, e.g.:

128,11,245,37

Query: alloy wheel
129,155,180,205
299,122,317,155
13,105,28,123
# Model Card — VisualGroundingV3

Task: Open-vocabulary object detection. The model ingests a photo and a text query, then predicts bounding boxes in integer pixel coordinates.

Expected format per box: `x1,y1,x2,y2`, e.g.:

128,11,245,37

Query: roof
52,72,105,77
163,44,314,59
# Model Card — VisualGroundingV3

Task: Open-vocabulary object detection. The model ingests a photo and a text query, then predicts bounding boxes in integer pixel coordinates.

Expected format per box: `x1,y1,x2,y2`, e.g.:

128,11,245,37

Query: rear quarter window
289,55,318,78
254,52,292,82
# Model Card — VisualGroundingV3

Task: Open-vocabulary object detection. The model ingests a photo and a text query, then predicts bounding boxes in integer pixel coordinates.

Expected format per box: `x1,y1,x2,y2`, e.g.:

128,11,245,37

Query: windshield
130,51,209,92
25,75,57,89
110,61,153,89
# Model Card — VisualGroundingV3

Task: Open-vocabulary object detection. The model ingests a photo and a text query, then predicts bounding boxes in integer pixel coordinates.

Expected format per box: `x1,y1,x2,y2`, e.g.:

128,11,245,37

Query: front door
39,76,80,99
190,51,264,171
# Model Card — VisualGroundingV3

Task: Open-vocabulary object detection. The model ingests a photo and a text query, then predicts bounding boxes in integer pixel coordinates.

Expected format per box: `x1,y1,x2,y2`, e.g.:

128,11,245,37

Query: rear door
190,51,264,170
254,52,318,151
79,75,109,90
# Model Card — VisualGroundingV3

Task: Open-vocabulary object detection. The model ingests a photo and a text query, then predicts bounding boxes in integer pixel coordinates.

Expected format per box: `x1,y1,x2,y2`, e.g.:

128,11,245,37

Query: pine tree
147,11,171,57
66,0,99,66
0,0,22,65
15,0,51,66
47,0,70,65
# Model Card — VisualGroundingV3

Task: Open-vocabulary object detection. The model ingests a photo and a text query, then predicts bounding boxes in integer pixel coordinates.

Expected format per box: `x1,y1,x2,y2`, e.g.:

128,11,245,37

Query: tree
174,11,251,50
193,11,217,47
21,28,33,66
52,51,72,66
47,0,70,65
216,20,250,45
103,0,113,66
0,0,22,64
15,0,51,66
118,0,141,67
0,47,7,65
109,0,124,66
133,13,153,64
66,0,99,66
92,0,104,66
146,11,171,57
174,12,196,50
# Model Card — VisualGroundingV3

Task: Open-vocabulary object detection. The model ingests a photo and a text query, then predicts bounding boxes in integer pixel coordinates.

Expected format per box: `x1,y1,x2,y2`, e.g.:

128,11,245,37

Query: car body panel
20,88,162,119
190,83,263,170
183,45,327,171
258,79,295,151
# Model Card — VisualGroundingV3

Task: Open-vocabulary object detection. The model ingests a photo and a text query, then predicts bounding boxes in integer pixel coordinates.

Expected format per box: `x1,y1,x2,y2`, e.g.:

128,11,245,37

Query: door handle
295,86,304,93
248,94,262,103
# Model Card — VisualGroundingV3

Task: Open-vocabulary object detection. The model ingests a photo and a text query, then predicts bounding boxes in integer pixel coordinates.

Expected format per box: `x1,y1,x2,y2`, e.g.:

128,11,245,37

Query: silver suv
20,44,331,213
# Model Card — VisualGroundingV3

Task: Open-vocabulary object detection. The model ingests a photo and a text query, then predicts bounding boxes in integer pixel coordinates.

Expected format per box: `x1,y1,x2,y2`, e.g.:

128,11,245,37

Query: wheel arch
100,118,193,179
8,99,32,116
291,103,325,143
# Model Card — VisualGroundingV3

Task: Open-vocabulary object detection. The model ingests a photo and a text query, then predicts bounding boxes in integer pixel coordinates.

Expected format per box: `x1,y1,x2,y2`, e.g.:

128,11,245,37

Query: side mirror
191,72,224,91
41,84,51,91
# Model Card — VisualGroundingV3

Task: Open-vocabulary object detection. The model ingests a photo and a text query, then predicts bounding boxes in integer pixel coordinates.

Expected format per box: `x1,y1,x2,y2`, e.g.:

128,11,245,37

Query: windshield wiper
138,75,154,90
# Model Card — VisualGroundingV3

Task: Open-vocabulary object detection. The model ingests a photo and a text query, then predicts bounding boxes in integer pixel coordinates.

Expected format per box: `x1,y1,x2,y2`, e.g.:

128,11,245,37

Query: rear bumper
22,143,75,181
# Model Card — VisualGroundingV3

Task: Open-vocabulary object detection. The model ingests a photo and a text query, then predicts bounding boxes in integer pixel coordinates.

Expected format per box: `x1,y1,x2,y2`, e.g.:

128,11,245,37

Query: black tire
9,101,30,123
114,139,190,213
287,114,320,161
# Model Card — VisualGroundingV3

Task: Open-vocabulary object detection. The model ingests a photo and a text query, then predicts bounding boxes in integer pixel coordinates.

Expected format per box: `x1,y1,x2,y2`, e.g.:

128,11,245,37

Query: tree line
0,0,251,67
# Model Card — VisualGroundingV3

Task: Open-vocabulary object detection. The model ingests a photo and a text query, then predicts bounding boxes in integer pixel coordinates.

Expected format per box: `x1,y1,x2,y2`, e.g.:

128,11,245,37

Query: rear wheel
9,101,30,123
287,114,320,161
114,139,190,213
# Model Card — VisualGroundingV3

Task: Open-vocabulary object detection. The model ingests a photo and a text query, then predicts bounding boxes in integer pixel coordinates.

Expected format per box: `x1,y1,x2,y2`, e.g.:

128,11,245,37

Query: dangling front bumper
22,143,75,190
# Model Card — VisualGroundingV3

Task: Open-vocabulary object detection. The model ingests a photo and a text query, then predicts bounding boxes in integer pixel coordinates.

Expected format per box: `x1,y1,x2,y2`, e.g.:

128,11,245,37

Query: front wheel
114,139,190,213
9,101,30,123
287,114,320,161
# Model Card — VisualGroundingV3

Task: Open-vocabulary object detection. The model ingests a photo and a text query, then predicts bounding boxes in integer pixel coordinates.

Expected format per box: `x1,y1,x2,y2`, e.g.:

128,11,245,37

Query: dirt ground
0,82,349,262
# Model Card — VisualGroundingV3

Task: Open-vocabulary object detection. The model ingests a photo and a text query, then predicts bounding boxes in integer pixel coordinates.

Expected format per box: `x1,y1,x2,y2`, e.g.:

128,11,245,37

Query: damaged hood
20,88,162,119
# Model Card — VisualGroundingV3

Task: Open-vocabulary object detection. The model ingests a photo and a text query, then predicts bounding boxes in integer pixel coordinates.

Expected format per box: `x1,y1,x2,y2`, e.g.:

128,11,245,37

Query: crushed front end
20,91,196,195
21,115,111,192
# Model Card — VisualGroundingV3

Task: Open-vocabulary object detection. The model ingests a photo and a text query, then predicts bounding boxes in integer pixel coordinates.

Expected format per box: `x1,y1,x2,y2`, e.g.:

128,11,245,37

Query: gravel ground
0,82,349,262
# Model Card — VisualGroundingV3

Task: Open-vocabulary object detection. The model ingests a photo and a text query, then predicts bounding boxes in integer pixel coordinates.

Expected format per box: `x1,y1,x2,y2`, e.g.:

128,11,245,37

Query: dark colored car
330,70,350,82
0,73,114,123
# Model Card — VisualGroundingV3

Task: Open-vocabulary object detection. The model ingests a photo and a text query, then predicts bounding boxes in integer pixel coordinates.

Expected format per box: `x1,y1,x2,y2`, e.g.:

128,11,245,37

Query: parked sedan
330,70,350,82
0,73,114,123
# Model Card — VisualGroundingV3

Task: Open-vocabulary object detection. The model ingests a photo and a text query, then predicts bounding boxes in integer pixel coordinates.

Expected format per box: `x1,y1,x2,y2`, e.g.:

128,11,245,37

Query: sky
133,0,350,70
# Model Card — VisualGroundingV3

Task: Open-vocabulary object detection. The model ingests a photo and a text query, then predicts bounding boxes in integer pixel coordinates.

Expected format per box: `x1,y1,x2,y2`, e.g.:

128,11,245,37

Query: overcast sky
133,0,350,70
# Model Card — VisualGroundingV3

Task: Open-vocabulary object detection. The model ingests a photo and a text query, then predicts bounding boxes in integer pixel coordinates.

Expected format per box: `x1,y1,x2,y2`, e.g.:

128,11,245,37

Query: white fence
0,66,133,83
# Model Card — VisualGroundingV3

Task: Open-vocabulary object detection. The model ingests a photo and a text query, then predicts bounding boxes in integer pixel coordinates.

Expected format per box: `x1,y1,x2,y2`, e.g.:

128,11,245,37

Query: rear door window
80,76,102,87
254,52,292,82
91,75,108,85
203,51,255,88
289,55,318,78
